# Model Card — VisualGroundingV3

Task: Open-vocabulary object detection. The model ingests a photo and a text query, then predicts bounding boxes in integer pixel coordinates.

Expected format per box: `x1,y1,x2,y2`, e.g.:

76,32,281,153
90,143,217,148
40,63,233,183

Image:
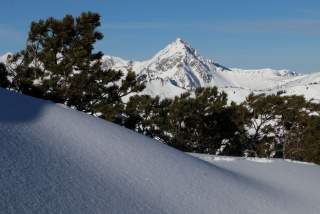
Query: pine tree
0,63,10,88
7,12,144,121
123,95,159,135
242,94,284,157
219,103,249,156
242,93,320,160
279,96,315,160
301,115,320,164
122,95,171,142
166,87,243,154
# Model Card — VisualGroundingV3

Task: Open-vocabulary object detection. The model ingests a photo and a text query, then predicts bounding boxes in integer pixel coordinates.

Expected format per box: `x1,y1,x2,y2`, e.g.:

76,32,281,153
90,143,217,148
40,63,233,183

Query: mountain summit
102,38,231,90
99,38,320,102
151,38,199,60
2,38,320,102
134,38,230,90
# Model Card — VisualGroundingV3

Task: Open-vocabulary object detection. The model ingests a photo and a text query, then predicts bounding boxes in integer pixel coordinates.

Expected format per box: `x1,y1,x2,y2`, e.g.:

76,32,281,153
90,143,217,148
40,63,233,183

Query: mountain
1,88,320,213
101,38,320,103
0,52,11,63
102,38,231,92
2,39,320,102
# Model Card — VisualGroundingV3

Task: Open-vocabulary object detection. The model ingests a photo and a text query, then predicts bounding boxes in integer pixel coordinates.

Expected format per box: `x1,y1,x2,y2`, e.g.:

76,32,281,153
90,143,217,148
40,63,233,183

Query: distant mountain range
100,38,320,103
2,38,320,103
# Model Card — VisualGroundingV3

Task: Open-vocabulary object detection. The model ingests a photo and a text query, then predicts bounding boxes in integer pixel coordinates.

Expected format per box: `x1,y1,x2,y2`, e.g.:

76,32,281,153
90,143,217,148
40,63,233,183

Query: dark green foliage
242,94,284,157
167,87,228,152
122,88,320,163
7,12,144,121
242,93,320,162
5,12,320,164
122,87,246,155
0,63,10,88
301,116,320,164
124,95,159,136
157,87,244,154
94,70,145,122
219,103,249,156
122,95,171,143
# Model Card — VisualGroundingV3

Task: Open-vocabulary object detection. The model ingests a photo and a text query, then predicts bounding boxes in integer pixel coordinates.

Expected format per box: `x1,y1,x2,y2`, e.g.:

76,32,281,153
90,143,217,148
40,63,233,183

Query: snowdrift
0,88,320,214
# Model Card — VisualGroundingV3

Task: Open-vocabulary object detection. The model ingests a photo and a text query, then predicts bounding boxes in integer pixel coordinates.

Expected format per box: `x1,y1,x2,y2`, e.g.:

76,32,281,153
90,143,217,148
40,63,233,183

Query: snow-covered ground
0,88,320,214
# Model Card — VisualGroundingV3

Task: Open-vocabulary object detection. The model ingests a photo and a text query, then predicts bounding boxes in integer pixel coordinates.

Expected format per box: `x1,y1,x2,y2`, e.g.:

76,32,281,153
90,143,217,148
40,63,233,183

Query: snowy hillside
1,88,320,213
100,38,320,102
270,72,320,102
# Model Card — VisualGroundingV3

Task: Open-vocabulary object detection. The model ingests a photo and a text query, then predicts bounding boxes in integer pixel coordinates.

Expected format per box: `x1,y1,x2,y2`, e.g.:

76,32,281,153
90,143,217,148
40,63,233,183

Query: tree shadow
0,88,47,123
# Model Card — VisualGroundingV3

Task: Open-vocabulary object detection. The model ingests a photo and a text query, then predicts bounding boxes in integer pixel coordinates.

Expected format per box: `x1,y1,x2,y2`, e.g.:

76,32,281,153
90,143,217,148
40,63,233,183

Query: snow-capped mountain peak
152,38,197,60
133,38,230,90
0,52,12,63
2,39,320,103
101,55,130,71
100,38,230,91
97,38,320,102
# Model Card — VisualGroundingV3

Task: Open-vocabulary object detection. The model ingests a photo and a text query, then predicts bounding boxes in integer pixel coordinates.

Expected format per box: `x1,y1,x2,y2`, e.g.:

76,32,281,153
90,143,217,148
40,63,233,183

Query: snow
102,38,229,90
1,88,320,214
95,38,320,103
139,79,187,98
216,68,297,90
190,153,318,165
191,154,320,212
3,39,320,102
0,52,11,63
101,55,131,72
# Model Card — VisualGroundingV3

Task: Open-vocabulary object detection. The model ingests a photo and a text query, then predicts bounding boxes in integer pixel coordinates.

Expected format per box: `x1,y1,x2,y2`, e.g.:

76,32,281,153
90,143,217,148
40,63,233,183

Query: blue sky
1,0,320,73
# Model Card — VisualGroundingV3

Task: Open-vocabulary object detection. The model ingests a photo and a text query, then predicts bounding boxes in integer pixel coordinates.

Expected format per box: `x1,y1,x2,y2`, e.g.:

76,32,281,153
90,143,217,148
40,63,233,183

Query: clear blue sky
1,0,320,73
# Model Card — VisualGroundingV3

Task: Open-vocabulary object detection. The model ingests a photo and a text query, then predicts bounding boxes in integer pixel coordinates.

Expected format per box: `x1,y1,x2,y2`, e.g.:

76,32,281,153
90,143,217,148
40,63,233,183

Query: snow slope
0,88,320,214
100,38,320,102
270,72,320,102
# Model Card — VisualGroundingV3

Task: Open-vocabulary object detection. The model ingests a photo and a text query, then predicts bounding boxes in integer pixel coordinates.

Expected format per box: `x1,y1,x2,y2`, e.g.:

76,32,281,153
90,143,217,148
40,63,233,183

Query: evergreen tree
123,95,159,136
7,12,144,120
220,103,249,156
4,12,319,163
0,63,10,88
166,87,243,154
242,93,320,160
242,94,283,157
278,96,317,160
301,115,320,164
123,95,171,142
